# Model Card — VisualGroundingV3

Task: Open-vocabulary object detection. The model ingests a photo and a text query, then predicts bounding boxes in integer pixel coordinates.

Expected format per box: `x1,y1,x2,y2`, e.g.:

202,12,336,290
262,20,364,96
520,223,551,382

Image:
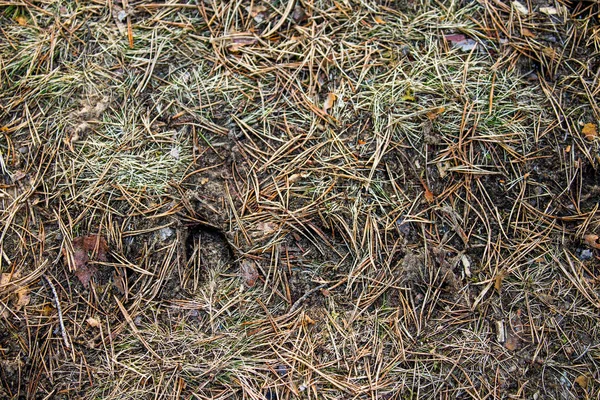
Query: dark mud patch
185,223,236,273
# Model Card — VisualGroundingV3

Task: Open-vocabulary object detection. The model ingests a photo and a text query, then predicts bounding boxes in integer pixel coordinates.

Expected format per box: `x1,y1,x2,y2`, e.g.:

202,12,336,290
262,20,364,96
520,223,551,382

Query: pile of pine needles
1,0,599,398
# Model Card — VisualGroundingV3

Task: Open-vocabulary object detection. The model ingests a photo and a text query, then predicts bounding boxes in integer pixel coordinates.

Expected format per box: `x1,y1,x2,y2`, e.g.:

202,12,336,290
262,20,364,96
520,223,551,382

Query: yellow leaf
575,374,589,389
323,93,337,114
15,16,27,26
373,16,386,24
401,88,415,102
582,123,597,141
41,304,54,316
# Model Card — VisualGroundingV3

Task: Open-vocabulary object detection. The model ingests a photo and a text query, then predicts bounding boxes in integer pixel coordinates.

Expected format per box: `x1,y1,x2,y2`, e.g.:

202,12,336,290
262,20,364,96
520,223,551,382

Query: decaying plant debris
1,0,599,398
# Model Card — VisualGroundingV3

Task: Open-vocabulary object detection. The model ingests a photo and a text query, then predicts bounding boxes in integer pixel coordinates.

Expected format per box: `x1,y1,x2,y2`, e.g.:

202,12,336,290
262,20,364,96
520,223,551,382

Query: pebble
158,227,175,241
577,248,593,261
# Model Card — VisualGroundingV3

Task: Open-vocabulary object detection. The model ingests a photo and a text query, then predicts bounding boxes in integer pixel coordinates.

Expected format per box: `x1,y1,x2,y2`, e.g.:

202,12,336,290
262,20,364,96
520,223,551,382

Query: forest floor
1,1,600,399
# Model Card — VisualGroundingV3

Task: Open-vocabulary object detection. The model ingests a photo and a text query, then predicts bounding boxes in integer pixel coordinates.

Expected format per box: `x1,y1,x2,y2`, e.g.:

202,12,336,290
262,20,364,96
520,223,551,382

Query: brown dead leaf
65,235,108,288
584,234,600,249
419,177,434,203
113,270,127,295
302,314,316,326
426,106,445,120
87,317,101,328
252,221,278,238
575,374,589,390
247,5,268,22
323,93,337,114
423,187,434,203
0,272,22,289
509,310,525,346
373,16,386,24
542,46,557,60
437,161,451,178
503,333,520,351
444,34,478,52
240,260,259,287
494,270,506,292
228,34,258,52
16,288,30,311
444,33,466,43
74,265,97,288
0,272,29,311
11,170,27,182
0,273,11,287
582,123,597,141
248,5,267,16
521,27,536,38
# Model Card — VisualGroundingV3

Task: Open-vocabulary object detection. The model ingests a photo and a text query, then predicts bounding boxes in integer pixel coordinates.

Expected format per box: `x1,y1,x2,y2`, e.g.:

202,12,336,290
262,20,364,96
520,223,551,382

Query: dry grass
1,0,599,399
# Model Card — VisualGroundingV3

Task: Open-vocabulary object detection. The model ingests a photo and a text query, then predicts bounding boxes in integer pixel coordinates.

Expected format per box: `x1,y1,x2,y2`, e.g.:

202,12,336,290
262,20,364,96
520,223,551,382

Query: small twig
114,296,162,360
288,283,327,314
42,275,71,349
261,0,296,38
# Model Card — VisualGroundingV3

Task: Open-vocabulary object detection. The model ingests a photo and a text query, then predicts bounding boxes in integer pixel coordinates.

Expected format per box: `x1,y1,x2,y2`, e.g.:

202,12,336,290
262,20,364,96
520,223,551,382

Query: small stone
577,249,593,261
292,5,307,23
396,218,411,235
158,227,175,241
275,365,287,376
170,146,180,160
117,10,127,22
